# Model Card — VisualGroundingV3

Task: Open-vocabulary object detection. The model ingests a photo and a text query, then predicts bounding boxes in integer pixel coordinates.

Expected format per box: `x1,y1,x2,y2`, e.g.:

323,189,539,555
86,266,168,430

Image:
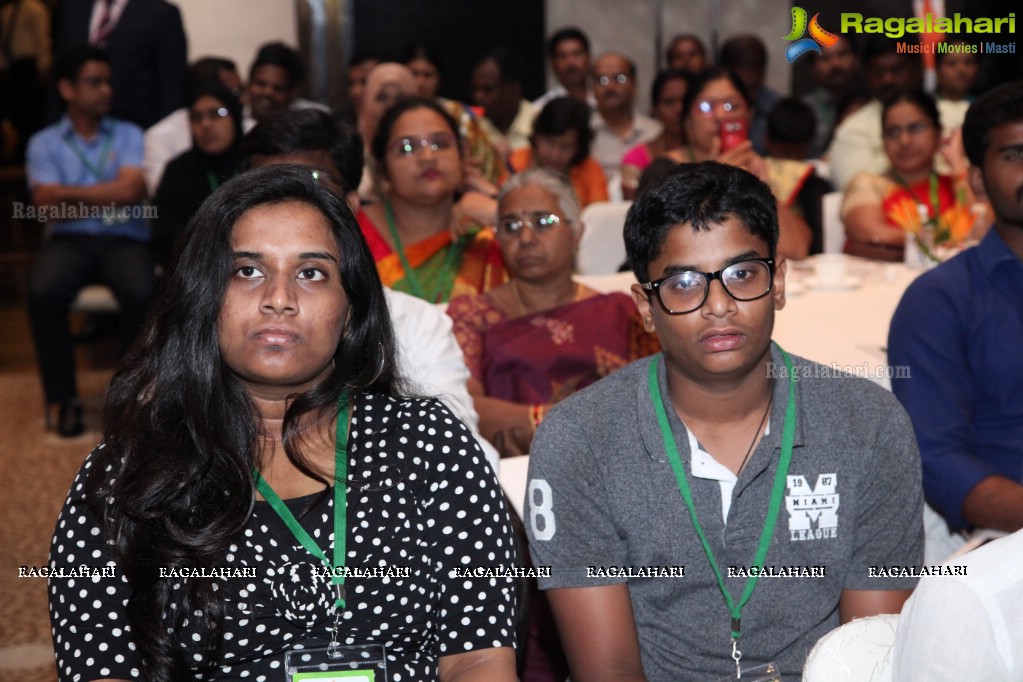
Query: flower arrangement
883,185,973,265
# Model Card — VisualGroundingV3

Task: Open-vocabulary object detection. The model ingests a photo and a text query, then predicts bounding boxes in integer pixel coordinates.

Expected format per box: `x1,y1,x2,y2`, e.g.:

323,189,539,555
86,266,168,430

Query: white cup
814,254,847,288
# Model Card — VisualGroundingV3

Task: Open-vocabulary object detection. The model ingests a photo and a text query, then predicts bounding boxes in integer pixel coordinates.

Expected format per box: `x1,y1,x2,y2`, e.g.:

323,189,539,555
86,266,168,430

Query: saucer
803,275,861,291
785,279,806,296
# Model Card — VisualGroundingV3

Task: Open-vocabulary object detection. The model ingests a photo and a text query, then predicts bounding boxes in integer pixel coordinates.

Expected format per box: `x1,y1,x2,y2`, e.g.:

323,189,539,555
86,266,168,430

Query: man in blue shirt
889,81,1023,534
26,45,153,437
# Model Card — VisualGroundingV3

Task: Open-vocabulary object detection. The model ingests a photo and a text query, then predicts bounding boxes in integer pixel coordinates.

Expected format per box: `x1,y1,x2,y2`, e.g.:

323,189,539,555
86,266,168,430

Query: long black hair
87,164,401,680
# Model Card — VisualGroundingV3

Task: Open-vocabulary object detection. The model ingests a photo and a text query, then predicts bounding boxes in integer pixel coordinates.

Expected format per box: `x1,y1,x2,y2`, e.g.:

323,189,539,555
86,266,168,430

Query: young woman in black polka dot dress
47,166,519,681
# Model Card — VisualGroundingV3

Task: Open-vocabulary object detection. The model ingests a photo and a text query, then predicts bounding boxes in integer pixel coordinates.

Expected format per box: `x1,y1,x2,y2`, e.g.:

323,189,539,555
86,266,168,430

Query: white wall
174,0,298,77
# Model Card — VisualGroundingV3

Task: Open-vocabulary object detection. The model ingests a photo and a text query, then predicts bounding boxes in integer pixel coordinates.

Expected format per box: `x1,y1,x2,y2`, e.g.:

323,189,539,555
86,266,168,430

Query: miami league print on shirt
786,473,839,541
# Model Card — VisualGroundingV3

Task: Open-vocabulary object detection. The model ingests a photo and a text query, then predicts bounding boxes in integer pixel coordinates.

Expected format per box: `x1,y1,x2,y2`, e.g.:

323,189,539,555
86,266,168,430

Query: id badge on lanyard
648,345,797,680
254,397,390,681
285,643,387,681
712,661,782,681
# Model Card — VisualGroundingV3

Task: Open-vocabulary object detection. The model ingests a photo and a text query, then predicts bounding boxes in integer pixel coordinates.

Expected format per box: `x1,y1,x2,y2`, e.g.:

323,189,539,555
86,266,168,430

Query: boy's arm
548,584,647,682
839,588,913,623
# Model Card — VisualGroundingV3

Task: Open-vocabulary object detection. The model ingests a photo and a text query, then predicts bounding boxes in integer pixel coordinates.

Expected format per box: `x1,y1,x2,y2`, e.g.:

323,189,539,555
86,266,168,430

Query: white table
774,259,919,389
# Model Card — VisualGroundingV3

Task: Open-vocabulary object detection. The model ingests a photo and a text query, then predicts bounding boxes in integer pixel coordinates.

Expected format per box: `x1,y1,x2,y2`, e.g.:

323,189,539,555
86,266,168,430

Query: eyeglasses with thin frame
496,211,566,238
387,132,458,158
693,98,743,117
596,73,630,86
189,107,230,124
882,121,934,140
641,258,775,315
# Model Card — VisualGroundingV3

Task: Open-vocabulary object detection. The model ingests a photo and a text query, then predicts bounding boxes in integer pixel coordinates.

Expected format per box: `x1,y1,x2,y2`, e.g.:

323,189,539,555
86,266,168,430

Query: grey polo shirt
526,345,924,680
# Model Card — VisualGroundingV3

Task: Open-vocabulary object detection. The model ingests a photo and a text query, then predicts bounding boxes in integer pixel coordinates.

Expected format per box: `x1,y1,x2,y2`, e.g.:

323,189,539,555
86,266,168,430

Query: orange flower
939,205,973,245
884,193,924,234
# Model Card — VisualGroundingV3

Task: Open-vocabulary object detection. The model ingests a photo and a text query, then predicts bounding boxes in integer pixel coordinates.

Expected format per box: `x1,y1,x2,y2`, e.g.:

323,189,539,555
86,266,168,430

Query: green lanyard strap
205,170,220,193
383,199,464,303
647,345,797,642
253,396,351,610
65,131,114,181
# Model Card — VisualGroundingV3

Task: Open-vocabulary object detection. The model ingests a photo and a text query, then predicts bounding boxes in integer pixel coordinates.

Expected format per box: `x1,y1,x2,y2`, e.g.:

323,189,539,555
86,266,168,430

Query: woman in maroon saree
448,167,658,682
447,168,659,455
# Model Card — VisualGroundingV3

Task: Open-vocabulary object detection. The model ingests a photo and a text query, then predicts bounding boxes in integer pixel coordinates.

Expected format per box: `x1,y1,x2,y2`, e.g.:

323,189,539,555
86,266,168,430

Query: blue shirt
26,116,148,242
889,228,1023,529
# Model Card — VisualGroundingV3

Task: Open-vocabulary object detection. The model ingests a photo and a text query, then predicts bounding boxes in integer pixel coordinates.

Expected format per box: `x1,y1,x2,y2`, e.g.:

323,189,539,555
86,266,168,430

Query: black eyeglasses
641,258,775,315
496,212,566,238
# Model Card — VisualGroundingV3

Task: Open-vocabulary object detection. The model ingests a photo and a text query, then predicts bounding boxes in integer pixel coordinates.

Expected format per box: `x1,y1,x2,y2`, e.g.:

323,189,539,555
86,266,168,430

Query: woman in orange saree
841,89,976,261
357,97,506,303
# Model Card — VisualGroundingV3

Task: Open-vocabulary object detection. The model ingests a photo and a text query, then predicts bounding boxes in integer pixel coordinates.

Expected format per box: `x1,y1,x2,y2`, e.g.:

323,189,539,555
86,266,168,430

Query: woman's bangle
529,404,546,429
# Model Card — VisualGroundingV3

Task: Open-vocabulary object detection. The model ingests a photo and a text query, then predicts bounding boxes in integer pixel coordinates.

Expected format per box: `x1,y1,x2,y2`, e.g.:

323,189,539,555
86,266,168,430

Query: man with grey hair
589,51,662,189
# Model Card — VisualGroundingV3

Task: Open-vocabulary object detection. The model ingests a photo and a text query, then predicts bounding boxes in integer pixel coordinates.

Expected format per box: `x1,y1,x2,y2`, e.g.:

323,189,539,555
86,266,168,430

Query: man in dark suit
54,0,187,129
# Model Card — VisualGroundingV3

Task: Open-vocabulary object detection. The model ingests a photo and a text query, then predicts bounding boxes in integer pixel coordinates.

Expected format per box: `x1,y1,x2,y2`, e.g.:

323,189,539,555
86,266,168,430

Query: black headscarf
186,80,245,172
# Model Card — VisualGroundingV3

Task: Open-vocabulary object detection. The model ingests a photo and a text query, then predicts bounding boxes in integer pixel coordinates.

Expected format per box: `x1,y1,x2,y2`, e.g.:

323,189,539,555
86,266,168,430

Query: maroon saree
481,292,659,403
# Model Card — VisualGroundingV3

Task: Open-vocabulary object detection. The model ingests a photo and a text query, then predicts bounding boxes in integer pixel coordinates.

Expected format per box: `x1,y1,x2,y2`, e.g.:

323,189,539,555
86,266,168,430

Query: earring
345,343,387,389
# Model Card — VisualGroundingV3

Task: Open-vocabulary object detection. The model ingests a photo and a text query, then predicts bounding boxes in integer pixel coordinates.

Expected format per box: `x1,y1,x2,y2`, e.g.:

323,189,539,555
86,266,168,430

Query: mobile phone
719,119,748,152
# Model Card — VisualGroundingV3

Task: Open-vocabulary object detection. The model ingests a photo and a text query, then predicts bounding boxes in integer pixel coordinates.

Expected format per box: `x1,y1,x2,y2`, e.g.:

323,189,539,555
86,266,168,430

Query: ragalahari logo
783,7,839,63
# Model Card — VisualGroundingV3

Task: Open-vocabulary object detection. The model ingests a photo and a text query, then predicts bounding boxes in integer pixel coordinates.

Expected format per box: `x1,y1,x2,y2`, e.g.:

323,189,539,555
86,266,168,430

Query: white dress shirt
385,288,500,472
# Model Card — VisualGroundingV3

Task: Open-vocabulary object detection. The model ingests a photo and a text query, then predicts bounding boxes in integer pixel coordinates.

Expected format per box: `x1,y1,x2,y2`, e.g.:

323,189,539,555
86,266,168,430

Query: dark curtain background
352,0,547,104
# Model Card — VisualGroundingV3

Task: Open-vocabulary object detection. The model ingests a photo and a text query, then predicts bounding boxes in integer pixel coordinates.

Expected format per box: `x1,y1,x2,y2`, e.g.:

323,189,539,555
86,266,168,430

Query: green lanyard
383,200,462,303
65,131,114,181
205,170,220,193
253,396,351,610
647,345,797,668
893,171,940,220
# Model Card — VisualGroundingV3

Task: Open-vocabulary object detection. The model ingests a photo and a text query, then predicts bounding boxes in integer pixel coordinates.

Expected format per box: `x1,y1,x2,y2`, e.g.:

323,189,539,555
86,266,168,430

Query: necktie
92,0,115,47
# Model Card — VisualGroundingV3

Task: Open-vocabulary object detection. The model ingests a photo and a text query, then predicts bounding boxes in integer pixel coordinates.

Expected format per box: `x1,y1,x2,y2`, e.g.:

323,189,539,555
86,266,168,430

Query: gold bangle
530,404,545,429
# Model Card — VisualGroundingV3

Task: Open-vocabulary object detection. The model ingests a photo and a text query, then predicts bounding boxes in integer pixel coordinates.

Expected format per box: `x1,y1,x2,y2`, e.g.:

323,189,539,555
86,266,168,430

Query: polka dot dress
47,394,518,680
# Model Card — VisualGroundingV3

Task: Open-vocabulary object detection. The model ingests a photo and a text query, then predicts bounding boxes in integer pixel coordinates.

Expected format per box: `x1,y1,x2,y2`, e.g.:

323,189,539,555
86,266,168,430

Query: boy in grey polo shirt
525,162,923,680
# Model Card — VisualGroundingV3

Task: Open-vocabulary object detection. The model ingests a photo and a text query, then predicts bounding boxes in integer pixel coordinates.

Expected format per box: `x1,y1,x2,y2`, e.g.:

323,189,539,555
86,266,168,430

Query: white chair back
803,614,899,682
822,191,844,254
577,201,631,276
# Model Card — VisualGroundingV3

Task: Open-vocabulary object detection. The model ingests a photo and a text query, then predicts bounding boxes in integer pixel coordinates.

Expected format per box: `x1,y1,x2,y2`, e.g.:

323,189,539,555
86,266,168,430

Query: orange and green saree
357,208,506,304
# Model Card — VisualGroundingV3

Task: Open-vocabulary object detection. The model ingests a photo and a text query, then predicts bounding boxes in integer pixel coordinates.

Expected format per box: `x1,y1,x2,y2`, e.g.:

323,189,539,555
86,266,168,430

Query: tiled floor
0,301,118,682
